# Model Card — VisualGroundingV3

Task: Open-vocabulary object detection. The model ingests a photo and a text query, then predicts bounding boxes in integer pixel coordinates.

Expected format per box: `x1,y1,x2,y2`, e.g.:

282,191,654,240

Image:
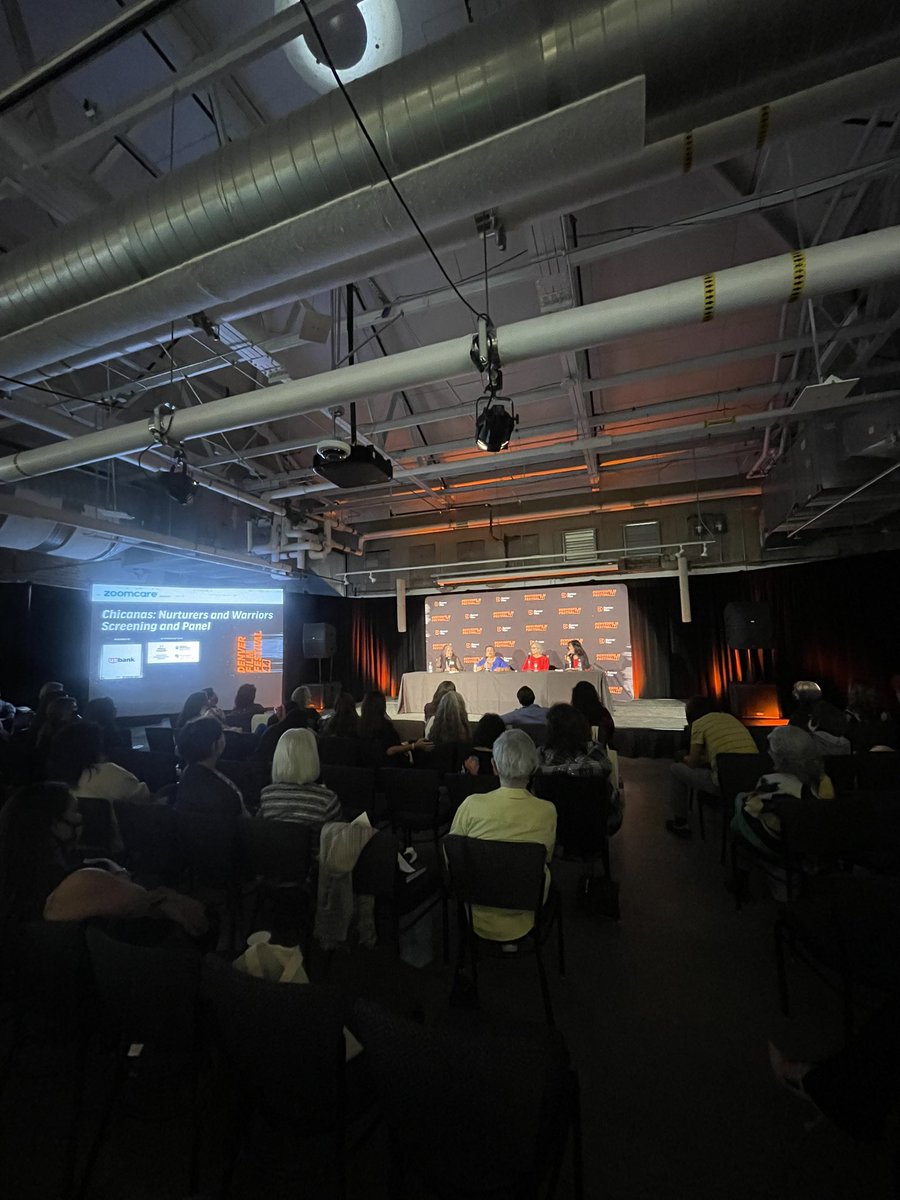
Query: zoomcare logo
100,589,159,599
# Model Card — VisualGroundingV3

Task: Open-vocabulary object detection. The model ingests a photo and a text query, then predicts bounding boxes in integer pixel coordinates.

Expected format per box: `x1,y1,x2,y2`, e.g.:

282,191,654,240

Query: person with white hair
447,729,556,942
731,724,834,894
258,728,341,855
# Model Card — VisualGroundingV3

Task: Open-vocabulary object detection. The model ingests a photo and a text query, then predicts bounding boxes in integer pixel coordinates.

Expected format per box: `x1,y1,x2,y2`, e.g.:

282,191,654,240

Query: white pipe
2,226,900,487
677,552,692,623
307,519,333,560
396,578,407,633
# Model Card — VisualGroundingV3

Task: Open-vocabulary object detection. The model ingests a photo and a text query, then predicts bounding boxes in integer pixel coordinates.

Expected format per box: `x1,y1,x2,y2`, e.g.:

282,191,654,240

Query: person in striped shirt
258,728,341,856
666,696,757,839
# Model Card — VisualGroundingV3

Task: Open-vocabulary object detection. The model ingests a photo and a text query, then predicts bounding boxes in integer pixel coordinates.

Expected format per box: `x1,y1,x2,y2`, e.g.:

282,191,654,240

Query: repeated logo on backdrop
425,585,633,699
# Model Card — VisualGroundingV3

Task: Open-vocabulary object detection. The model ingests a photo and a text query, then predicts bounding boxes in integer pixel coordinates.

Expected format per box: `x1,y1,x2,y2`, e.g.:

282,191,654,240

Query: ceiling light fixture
161,447,198,505
471,316,518,453
280,0,403,93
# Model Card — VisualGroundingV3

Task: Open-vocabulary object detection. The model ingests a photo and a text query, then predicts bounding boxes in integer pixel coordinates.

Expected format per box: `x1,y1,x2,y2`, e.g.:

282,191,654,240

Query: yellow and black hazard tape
756,104,771,151
788,249,806,302
702,272,716,322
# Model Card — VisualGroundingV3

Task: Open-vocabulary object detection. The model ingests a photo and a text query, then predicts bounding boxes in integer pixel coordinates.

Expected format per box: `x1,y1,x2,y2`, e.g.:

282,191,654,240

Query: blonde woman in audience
258,728,341,855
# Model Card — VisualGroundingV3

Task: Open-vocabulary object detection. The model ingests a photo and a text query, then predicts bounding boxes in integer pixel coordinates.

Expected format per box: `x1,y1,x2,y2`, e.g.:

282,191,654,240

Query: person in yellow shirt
666,696,757,839
448,729,556,941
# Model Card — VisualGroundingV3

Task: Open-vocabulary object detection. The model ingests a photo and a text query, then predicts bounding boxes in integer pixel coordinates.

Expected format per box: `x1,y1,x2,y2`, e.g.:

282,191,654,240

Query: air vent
623,521,661,558
563,528,596,561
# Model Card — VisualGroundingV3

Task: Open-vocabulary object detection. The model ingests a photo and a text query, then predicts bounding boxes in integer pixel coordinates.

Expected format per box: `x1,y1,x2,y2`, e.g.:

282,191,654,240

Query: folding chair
443,835,564,1027
354,829,448,963
113,800,179,884
319,735,362,766
75,795,115,856
174,811,243,950
201,955,370,1197
321,763,378,821
144,726,175,755
240,819,313,951
716,752,771,864
382,767,452,860
442,773,500,817
351,999,584,1200
74,927,203,1200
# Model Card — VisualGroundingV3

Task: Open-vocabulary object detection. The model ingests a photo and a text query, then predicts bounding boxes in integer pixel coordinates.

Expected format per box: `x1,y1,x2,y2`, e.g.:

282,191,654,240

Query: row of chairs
692,750,900,866
0,923,584,1198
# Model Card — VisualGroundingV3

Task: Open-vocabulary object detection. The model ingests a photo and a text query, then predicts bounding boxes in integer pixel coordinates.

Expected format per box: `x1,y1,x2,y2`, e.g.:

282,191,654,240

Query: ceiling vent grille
623,520,661,558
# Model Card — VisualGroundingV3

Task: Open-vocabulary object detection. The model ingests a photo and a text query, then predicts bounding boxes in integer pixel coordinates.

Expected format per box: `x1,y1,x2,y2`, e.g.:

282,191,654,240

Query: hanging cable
0,372,112,409
298,1,484,324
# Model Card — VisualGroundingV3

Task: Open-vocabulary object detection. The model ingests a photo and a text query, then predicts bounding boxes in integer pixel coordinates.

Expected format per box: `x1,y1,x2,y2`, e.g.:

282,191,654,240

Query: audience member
35,694,79,754
322,691,360,739
448,729,556,942
29,680,65,735
359,691,424,759
174,717,247,816
202,687,226,723
666,696,757,839
256,697,319,768
731,725,834,895
0,781,208,938
500,685,547,726
846,682,898,752
464,713,506,776
424,679,457,724
789,699,851,756
226,683,266,733
571,679,616,749
289,685,321,733
427,691,470,745
538,703,622,834
47,721,149,806
175,689,215,730
83,696,130,752
258,729,341,856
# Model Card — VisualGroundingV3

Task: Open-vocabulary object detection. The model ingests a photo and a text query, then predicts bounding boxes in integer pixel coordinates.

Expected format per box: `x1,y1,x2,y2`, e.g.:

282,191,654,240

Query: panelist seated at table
564,639,592,671
437,644,464,672
522,640,550,672
474,645,511,673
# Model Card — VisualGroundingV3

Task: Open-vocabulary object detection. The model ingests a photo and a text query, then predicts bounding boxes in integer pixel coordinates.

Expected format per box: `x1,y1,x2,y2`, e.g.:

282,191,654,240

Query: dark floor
0,758,893,1198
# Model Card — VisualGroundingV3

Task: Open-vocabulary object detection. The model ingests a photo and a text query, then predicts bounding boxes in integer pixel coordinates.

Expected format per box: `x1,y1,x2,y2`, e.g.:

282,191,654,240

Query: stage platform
386,697,687,759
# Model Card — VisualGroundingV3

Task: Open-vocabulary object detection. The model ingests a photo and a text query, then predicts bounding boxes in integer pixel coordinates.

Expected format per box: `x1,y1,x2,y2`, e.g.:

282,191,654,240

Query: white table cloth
397,668,612,714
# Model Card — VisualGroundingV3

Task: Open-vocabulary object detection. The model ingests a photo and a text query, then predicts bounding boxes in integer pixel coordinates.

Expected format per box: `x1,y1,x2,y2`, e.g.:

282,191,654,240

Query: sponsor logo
525,623,548,632
562,623,579,631
494,640,515,648
596,653,620,661
462,626,482,634
107,656,135,663
100,589,159,599
609,685,625,695
496,626,512,633
557,607,582,615
527,608,544,616
524,593,546,601
494,595,510,602
593,588,617,597
461,598,482,606
595,605,614,613
560,591,578,599
595,621,620,629
492,611,514,618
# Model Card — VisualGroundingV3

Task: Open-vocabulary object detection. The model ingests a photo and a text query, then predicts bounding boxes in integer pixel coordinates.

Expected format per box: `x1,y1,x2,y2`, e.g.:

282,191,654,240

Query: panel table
397,668,612,714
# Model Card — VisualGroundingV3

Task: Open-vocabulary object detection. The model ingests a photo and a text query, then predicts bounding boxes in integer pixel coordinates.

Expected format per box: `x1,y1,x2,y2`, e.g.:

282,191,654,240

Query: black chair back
443,774,501,814
822,754,857,797
113,748,178,793
145,726,176,755
76,795,115,854
530,774,611,860
201,955,348,1131
350,999,577,1199
515,723,548,747
241,819,312,886
320,763,376,818
413,741,472,774
174,811,241,888
217,757,265,812
856,752,900,793
716,752,771,806
319,735,361,766
443,835,546,913
382,767,443,833
114,800,179,882
222,730,257,761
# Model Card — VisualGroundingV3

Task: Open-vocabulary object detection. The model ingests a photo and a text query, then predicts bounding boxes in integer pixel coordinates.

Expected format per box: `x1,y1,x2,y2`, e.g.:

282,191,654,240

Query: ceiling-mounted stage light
280,0,403,93
475,396,518,452
161,448,198,505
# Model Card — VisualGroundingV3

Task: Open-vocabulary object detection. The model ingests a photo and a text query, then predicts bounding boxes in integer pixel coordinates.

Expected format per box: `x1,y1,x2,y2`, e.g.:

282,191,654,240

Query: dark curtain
349,595,426,697
0,583,90,707
629,550,900,708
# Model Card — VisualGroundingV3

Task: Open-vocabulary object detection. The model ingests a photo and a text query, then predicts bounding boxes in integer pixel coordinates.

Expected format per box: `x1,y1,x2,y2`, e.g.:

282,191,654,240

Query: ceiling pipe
1,0,899,380
5,54,900,388
0,393,285,516
2,226,900,488
0,0,189,115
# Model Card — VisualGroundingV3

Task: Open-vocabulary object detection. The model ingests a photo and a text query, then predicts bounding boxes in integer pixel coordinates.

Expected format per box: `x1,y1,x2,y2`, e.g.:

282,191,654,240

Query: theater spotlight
474,395,518,453
161,447,198,505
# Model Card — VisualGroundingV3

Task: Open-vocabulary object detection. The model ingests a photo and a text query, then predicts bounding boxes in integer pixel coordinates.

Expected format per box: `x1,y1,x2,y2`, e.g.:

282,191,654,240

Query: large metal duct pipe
0,0,898,378
0,513,125,561
2,224,900,487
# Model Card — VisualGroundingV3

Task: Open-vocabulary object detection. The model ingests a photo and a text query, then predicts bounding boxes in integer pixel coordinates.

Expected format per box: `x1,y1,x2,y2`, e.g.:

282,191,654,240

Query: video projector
313,440,394,488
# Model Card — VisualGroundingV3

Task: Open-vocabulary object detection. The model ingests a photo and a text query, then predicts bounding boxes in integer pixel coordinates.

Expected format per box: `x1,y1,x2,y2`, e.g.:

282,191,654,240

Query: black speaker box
306,682,342,711
724,602,773,649
302,622,336,658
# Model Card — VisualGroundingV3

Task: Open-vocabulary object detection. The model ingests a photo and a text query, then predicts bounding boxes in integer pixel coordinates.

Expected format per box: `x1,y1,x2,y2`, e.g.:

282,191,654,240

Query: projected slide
90,585,284,717
425,584,633,700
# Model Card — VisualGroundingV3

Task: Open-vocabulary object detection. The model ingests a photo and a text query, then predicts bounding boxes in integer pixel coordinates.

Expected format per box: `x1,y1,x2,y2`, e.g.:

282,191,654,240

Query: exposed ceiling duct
0,513,125,561
0,0,899,380
1,224,899,487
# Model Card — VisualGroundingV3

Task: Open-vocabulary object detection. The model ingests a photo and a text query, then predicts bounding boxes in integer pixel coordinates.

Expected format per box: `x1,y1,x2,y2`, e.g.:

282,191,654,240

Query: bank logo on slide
99,643,143,680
